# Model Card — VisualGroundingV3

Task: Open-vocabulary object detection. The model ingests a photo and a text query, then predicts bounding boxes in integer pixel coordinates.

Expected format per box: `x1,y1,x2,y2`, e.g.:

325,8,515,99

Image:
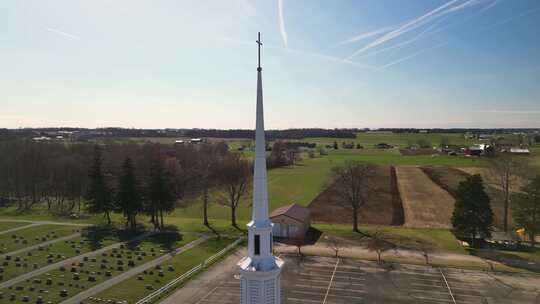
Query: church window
254,234,260,255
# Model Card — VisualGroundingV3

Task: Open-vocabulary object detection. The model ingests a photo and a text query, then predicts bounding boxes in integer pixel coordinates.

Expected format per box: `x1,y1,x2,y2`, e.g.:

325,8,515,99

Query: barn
270,203,311,238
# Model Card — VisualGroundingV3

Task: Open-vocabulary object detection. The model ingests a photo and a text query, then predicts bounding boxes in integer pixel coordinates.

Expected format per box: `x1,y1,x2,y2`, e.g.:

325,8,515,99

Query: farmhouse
270,203,311,238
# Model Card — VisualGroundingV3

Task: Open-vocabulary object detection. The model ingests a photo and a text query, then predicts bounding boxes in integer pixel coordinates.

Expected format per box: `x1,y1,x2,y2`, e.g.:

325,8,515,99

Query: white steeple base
238,256,283,304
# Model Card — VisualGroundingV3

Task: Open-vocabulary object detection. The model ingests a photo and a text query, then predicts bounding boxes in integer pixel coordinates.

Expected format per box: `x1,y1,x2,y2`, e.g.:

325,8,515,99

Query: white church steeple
237,32,283,304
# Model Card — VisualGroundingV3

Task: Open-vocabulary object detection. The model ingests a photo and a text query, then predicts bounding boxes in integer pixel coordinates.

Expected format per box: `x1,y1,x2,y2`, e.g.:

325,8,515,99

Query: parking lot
169,254,540,304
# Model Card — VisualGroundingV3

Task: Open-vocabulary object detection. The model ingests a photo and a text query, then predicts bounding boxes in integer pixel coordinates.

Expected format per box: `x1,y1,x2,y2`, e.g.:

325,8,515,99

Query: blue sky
1,0,539,129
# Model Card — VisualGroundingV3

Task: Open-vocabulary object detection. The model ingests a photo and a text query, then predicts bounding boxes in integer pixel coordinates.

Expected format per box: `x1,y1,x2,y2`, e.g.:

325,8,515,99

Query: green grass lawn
315,223,467,254
304,132,482,148
0,225,80,254
0,222,29,233
1,232,196,304
94,237,237,303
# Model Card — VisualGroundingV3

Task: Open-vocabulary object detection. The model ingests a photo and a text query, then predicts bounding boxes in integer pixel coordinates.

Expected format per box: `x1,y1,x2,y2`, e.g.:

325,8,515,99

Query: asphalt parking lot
165,254,540,304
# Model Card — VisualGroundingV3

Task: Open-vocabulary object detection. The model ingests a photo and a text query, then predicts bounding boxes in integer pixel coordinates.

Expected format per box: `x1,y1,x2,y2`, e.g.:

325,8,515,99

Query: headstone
59,290,68,297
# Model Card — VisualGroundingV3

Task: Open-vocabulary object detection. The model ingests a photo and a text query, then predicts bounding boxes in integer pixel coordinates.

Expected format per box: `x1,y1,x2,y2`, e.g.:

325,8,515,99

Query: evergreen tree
147,159,175,230
512,175,540,247
86,145,113,225
451,174,494,247
116,157,142,229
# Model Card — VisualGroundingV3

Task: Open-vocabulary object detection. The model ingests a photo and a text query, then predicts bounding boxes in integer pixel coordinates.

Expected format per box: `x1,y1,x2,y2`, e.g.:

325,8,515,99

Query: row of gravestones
0,232,60,253
139,263,175,291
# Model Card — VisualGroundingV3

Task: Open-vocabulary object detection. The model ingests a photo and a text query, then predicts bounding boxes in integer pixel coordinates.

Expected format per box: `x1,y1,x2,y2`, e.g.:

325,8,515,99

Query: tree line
0,140,251,231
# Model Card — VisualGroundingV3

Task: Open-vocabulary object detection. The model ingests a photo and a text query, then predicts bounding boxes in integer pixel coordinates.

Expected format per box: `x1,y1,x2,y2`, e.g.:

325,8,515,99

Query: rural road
0,223,43,235
0,219,91,227
60,235,210,304
0,232,153,289
0,232,81,260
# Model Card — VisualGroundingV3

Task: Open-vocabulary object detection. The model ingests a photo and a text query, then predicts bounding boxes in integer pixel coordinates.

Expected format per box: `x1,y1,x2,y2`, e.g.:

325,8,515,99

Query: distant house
270,203,311,239
466,144,487,156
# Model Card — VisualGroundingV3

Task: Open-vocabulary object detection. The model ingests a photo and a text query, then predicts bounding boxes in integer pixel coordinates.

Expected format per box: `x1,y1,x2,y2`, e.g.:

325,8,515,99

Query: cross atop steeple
256,32,262,71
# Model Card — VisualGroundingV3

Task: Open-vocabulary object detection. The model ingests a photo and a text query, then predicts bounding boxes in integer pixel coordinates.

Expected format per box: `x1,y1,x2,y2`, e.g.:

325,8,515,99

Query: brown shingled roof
270,203,310,223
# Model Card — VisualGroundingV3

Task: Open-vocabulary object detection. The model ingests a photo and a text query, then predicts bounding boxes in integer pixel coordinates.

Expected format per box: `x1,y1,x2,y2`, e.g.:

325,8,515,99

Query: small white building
509,148,530,155
270,203,311,239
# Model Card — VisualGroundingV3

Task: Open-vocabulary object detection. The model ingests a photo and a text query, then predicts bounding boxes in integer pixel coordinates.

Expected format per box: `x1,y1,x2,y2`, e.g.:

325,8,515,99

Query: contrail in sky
46,27,81,40
334,26,395,47
376,42,449,70
278,0,289,48
346,0,461,59
361,0,497,61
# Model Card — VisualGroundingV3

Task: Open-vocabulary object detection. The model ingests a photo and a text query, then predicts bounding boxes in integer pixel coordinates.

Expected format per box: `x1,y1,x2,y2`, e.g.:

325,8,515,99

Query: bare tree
324,235,346,258
365,231,393,264
218,153,251,228
488,156,525,231
289,233,306,257
332,161,376,232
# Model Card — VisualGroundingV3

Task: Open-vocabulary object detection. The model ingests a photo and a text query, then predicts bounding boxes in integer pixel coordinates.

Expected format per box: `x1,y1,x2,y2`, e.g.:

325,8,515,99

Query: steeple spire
238,32,283,304
256,32,262,71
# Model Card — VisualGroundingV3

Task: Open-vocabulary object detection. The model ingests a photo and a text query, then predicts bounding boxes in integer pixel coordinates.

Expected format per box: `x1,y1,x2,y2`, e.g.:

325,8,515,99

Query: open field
166,254,540,304
396,167,454,229
175,148,487,225
93,237,236,304
308,165,402,225
0,232,195,304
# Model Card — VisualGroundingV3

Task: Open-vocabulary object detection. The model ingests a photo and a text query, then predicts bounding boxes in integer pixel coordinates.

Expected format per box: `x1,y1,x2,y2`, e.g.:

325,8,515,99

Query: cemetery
0,229,121,283
0,230,195,303
93,237,237,304
0,225,78,254
0,222,30,233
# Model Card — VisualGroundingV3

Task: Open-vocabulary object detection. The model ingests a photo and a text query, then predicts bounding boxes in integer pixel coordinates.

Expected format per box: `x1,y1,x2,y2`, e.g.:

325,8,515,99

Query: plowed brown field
396,166,454,228
308,165,403,225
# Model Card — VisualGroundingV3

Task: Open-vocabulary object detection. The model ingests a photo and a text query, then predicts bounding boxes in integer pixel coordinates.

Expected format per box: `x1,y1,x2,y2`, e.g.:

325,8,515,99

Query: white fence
136,237,244,304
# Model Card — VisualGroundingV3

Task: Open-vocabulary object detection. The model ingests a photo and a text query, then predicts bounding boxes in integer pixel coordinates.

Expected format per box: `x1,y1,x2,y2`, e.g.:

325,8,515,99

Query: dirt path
60,236,209,304
0,219,91,227
395,166,454,228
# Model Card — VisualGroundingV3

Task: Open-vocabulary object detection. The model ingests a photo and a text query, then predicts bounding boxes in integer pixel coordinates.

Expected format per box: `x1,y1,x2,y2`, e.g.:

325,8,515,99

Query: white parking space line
322,258,339,304
411,282,450,289
290,290,326,297
195,286,219,304
411,295,455,303
287,297,322,303
439,269,457,304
